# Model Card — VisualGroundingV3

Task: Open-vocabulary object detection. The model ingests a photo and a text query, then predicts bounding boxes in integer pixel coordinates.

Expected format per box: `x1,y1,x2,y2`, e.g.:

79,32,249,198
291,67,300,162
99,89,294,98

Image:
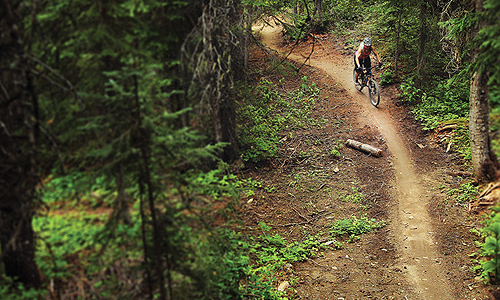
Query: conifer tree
0,0,42,288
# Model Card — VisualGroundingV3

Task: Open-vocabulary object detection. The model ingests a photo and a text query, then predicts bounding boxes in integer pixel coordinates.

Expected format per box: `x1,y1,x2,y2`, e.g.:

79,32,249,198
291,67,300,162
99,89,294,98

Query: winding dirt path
258,24,455,299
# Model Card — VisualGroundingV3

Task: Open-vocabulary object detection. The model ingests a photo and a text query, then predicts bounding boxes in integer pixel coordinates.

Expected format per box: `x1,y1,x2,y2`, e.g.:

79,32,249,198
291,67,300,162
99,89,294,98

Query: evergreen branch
28,55,79,102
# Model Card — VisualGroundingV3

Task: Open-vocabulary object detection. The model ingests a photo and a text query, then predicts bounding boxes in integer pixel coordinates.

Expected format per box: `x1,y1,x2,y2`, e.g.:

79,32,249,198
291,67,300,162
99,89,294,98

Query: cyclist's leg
354,55,359,82
354,55,361,83
358,58,368,84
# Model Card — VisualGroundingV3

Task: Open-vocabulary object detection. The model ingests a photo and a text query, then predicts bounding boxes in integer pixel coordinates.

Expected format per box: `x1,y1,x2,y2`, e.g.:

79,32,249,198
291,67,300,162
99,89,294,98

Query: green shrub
329,140,343,158
192,225,326,300
379,69,395,86
473,207,500,284
237,76,320,163
33,213,108,279
330,215,385,242
475,222,500,284
400,78,469,130
458,181,479,203
0,276,46,300
41,172,86,204
447,181,478,204
41,172,114,209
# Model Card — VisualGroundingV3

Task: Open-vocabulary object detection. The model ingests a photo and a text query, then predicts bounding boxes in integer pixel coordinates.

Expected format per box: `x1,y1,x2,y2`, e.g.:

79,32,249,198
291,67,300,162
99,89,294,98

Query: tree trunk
416,1,428,80
470,65,499,183
394,6,402,77
0,0,42,288
0,212,41,288
244,4,253,69
315,0,322,23
469,0,499,183
133,74,169,300
116,163,132,225
196,0,240,161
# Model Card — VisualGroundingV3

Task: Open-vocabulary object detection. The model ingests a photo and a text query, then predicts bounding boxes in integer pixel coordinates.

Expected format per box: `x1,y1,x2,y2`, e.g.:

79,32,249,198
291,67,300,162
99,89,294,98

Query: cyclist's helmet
363,37,372,47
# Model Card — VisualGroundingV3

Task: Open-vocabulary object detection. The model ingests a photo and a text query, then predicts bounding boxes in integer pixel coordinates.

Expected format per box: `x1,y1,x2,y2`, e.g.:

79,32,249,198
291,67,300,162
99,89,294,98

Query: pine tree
0,0,42,288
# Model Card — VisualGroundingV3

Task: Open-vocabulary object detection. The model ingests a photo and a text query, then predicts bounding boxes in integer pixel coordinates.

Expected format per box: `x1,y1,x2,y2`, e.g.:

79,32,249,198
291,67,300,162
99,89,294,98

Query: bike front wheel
367,78,380,107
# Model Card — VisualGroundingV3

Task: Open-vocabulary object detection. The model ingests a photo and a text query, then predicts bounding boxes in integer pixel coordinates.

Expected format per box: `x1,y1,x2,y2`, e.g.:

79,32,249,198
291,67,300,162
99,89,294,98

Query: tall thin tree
0,0,42,288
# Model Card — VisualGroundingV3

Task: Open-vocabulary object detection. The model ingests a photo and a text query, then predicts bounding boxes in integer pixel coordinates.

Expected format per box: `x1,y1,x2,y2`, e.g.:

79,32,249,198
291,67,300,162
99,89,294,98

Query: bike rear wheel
367,78,380,107
353,69,362,91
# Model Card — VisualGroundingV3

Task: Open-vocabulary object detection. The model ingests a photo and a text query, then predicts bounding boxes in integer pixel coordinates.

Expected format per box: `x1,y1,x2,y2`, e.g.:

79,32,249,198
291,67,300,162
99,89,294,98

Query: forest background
1,0,500,299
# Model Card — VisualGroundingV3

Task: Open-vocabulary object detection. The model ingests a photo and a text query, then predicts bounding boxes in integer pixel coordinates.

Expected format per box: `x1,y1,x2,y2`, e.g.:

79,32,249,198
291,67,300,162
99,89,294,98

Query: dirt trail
258,24,455,299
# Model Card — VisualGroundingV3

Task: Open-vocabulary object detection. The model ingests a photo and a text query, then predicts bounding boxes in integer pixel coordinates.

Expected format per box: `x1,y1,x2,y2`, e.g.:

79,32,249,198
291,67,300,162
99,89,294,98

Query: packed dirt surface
239,22,500,299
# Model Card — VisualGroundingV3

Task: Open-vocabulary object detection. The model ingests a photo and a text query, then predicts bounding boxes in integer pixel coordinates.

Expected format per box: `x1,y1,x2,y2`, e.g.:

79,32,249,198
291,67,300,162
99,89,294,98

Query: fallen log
345,139,383,157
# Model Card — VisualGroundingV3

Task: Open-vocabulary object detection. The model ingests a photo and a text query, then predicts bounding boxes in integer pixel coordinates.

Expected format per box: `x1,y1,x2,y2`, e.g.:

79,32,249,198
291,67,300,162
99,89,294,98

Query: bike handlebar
362,65,381,71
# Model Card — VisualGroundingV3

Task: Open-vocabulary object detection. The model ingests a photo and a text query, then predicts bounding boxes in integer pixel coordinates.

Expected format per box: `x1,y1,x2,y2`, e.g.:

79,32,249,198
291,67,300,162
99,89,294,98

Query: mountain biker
354,37,382,87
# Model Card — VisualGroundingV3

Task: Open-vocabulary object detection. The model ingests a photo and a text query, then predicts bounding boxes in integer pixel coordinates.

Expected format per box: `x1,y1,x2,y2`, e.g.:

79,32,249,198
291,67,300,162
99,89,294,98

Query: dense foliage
237,77,321,162
1,0,245,298
3,0,500,298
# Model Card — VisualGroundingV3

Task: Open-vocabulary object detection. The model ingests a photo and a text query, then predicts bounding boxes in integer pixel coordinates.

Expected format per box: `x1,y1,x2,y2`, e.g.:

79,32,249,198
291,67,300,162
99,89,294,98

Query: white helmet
363,37,372,46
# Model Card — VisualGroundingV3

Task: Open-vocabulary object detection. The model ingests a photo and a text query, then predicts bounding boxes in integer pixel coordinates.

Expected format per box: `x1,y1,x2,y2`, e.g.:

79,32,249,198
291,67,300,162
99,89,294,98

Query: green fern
475,222,500,284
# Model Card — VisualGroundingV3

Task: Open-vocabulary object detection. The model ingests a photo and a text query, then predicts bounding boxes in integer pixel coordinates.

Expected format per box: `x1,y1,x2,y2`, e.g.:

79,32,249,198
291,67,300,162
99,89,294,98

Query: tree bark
116,163,132,225
0,0,42,288
470,70,499,182
394,6,402,77
0,212,41,288
190,0,240,161
416,1,428,80
133,74,169,300
469,0,500,183
244,4,252,69
315,0,322,23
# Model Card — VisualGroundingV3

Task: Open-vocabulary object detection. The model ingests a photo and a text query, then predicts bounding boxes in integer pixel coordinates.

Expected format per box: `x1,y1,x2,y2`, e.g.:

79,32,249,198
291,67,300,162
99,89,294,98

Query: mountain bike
353,65,380,107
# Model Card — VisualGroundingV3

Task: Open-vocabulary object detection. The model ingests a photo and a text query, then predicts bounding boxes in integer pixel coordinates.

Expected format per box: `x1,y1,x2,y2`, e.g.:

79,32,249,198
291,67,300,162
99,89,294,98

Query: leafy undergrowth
237,76,323,163
33,209,145,298
3,58,390,300
400,77,471,159
1,43,393,300
472,207,500,285
28,200,384,299
230,44,391,298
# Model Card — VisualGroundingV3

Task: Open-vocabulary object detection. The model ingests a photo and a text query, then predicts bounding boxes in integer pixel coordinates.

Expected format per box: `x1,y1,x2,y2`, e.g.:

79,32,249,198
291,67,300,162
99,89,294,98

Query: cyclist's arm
372,47,382,64
354,44,363,68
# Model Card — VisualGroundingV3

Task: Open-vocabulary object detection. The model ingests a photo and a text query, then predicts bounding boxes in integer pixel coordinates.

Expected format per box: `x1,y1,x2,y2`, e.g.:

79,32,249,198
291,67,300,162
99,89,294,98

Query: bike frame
354,65,380,107
358,66,375,88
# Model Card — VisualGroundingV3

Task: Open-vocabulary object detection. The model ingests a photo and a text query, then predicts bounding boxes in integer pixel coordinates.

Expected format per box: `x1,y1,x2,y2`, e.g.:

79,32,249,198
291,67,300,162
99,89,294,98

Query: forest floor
237,22,500,299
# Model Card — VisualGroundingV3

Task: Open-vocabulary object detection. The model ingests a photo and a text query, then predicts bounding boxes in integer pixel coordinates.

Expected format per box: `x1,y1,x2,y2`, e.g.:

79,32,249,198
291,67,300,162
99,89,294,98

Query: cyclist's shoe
355,81,361,89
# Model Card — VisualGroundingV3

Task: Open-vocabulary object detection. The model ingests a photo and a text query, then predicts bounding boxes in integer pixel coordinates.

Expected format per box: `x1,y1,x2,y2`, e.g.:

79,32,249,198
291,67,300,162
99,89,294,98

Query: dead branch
445,170,471,177
469,181,500,211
